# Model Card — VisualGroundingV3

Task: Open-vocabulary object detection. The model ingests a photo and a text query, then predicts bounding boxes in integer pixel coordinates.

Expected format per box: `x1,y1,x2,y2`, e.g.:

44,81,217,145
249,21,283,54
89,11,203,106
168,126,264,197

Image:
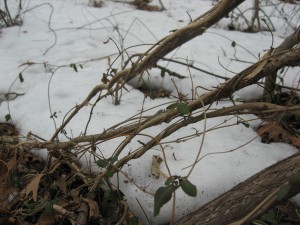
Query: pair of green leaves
154,177,197,216
70,63,83,72
95,156,118,178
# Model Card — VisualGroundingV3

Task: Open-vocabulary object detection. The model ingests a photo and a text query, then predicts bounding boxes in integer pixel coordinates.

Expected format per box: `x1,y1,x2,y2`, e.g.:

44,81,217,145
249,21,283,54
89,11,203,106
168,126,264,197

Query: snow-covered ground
0,0,299,224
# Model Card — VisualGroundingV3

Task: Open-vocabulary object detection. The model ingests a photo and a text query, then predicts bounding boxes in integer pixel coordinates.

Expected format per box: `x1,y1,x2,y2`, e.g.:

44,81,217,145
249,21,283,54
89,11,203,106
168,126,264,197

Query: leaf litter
0,126,142,225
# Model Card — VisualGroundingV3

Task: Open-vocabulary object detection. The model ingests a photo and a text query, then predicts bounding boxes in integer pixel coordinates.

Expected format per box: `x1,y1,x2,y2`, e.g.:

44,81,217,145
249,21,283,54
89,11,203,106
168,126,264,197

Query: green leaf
44,200,56,215
166,103,177,110
161,68,166,78
79,64,83,69
129,217,139,225
155,109,165,115
279,67,285,74
19,73,24,83
241,121,250,128
25,203,35,209
106,168,115,178
70,63,78,72
111,68,118,74
277,183,291,201
231,41,236,47
260,208,276,224
5,114,11,122
176,102,190,115
104,189,113,199
165,177,173,186
154,185,176,216
180,178,197,197
96,159,108,168
289,170,300,185
44,202,53,214
109,156,118,164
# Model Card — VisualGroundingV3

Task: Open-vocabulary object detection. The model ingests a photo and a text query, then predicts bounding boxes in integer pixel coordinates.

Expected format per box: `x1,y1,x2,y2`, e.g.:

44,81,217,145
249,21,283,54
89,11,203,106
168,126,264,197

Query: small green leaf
5,114,11,122
155,109,165,115
231,41,236,47
129,216,139,225
106,168,115,178
79,64,83,69
279,67,285,74
154,185,176,216
104,189,112,198
111,68,118,74
109,156,118,164
289,171,300,185
241,121,250,128
260,208,276,224
161,68,166,78
180,178,197,197
44,200,56,215
166,103,177,110
96,159,108,168
19,73,24,83
277,183,291,201
176,102,190,115
25,203,35,209
70,63,78,72
165,177,173,186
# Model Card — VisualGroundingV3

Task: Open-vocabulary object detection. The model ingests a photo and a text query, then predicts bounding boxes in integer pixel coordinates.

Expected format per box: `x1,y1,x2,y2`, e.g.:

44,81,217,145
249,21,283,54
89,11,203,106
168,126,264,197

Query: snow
0,0,299,224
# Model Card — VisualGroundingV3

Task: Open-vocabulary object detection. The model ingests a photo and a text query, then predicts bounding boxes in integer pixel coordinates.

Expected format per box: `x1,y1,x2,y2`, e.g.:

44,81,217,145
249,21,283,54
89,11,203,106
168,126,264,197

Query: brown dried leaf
0,156,16,181
151,155,163,179
7,155,17,171
257,122,300,149
21,173,44,202
55,174,67,194
138,4,160,11
82,198,100,219
0,160,8,180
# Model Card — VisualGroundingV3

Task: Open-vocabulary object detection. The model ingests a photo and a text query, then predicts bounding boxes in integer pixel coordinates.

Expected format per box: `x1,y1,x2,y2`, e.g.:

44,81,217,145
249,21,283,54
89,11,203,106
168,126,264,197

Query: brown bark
176,153,300,225
263,26,300,97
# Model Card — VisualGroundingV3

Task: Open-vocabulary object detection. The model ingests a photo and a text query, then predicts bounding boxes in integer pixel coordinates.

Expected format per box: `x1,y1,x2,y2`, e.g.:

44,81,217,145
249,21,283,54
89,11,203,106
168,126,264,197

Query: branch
50,0,245,140
264,26,300,95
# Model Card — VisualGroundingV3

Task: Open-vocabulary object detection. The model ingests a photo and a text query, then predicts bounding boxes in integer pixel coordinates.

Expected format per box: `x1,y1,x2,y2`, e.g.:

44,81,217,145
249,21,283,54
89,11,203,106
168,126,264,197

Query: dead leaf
7,155,17,171
21,173,44,202
55,174,67,194
151,155,163,179
0,160,8,181
0,156,16,181
257,122,300,149
137,4,160,11
82,198,100,219
0,123,18,136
